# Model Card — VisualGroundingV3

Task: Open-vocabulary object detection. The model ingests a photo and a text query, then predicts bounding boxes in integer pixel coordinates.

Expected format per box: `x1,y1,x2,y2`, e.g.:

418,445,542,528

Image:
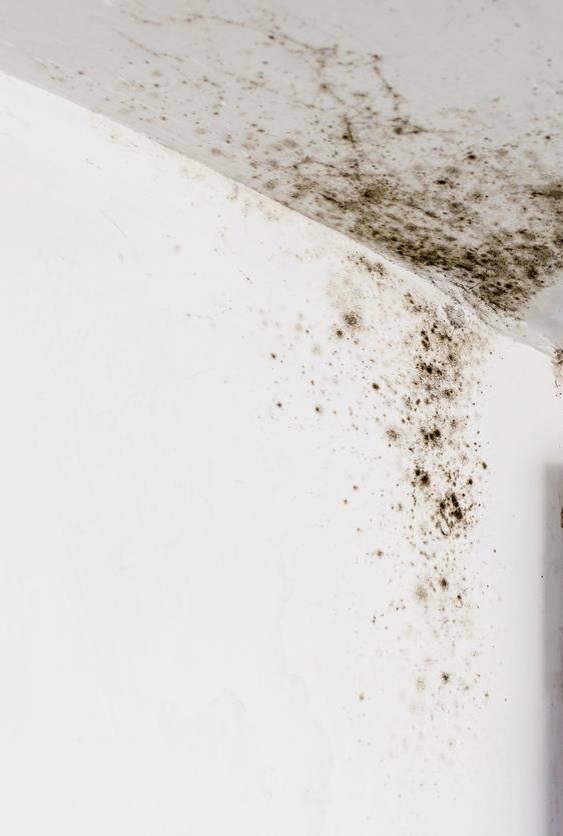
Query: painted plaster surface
0,74,562,834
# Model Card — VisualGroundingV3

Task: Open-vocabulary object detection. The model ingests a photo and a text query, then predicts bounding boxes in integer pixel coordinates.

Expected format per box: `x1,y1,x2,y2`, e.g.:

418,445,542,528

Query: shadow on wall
545,465,563,836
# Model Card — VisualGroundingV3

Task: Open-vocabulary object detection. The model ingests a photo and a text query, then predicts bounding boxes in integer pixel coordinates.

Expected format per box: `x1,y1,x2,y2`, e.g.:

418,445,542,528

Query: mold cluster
402,290,485,543
111,8,563,323
400,291,487,574
31,7,563,326
260,241,491,725
346,256,491,713
253,32,563,320
308,162,563,317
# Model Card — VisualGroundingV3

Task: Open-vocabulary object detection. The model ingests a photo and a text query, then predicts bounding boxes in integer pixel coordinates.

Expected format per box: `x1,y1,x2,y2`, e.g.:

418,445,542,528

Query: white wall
0,74,562,835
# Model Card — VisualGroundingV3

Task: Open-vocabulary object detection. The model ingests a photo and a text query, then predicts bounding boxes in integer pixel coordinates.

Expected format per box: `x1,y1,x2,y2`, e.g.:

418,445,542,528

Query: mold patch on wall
257,233,493,753
342,255,490,725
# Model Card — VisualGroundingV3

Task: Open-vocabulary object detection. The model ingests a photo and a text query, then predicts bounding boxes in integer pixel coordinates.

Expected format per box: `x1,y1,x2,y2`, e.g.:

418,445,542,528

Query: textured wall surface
0,0,562,341
1,74,562,834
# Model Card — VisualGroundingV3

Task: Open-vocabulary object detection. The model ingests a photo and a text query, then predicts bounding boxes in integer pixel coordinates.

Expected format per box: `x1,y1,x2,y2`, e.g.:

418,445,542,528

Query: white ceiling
1,0,562,347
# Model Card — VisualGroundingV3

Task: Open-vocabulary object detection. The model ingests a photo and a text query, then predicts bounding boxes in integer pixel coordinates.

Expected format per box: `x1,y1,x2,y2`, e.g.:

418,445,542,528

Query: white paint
0,74,562,835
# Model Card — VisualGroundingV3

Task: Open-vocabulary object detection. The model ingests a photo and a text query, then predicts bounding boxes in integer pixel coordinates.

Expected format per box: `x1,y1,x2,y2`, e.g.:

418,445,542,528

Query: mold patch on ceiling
112,3,563,327
162,10,562,324
1,0,562,335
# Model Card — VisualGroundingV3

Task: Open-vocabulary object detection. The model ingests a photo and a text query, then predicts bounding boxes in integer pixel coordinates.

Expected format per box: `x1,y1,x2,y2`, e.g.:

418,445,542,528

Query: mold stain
115,9,563,324
327,252,491,726
260,240,491,735
108,6,523,743
311,166,563,318
270,40,563,322
400,286,489,714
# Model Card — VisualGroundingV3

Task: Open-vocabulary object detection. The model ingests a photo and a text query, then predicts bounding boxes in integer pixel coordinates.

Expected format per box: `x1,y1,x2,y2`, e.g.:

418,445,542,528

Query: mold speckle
357,274,489,724
342,310,362,330
157,13,562,324
49,4,557,332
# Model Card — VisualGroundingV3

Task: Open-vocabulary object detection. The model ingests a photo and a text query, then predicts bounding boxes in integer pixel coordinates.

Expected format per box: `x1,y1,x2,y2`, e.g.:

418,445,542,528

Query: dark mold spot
436,490,466,535
421,427,442,446
342,309,362,330
413,467,431,488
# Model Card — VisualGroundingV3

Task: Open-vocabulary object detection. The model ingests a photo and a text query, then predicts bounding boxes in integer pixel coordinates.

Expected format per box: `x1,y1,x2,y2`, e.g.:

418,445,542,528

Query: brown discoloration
141,13,561,322
415,585,428,601
310,168,563,317
360,279,488,715
256,161,491,738
37,7,562,323
341,309,362,331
